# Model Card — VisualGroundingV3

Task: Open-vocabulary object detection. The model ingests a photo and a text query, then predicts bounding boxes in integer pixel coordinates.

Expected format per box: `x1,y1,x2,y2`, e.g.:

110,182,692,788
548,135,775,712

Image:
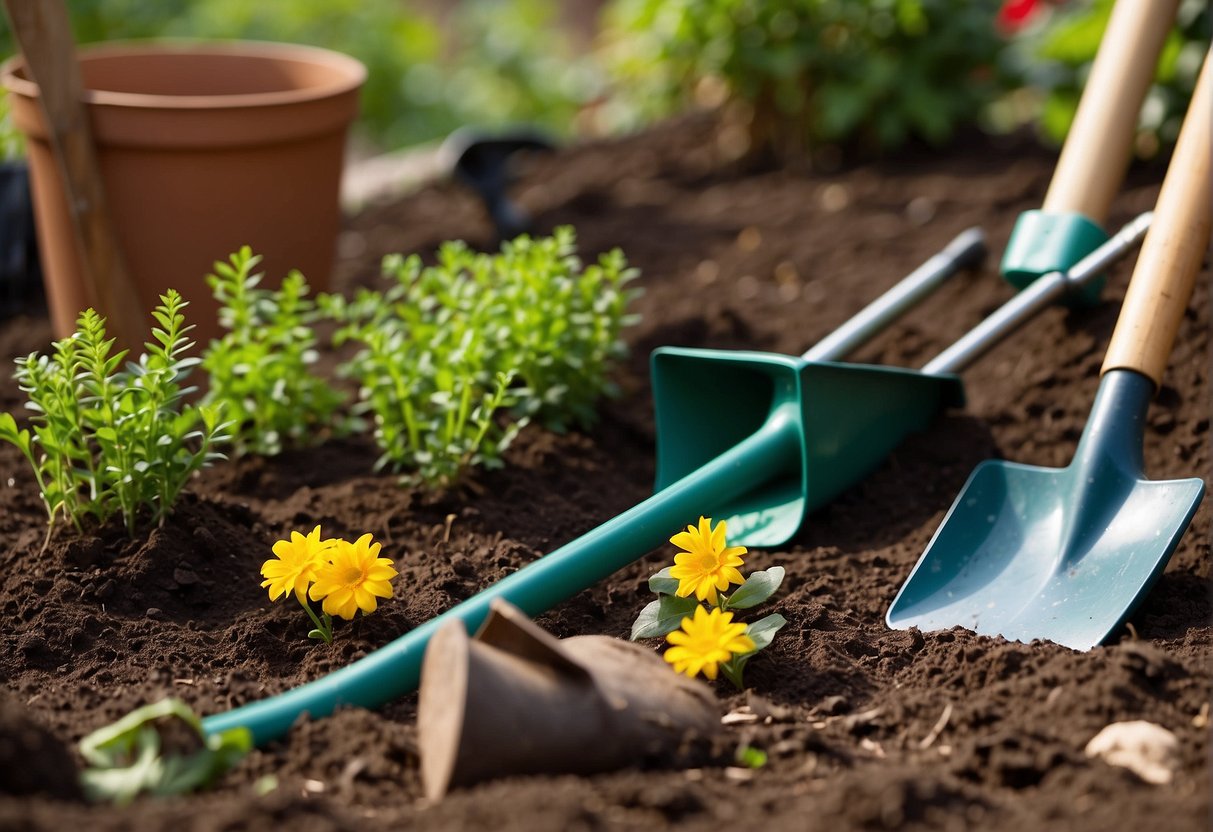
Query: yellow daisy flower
309,533,397,621
664,606,756,680
261,525,334,603
668,516,746,605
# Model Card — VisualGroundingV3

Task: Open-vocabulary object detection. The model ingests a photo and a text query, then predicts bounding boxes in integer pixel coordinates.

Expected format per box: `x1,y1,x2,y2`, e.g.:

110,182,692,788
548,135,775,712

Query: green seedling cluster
202,247,345,456
1,227,636,540
324,226,638,488
0,291,230,537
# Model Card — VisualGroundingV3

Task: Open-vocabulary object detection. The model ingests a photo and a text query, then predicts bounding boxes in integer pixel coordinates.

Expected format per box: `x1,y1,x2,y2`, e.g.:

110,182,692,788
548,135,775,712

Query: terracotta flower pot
1,41,365,346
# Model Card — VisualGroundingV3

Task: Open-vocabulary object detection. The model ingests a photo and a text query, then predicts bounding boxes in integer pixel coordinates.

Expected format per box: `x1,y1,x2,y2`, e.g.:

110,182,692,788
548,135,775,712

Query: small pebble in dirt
146,607,164,619
737,226,762,251
905,196,937,226
819,183,850,212
1084,720,1180,785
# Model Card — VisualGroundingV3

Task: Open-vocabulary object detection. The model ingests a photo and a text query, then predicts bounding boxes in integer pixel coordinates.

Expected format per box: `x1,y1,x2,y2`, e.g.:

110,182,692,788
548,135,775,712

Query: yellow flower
668,516,746,605
309,533,397,621
664,606,756,680
261,526,334,603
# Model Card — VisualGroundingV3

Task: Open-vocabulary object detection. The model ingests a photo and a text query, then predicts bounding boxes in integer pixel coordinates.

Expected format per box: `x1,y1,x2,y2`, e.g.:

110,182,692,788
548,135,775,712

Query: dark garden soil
0,115,1208,831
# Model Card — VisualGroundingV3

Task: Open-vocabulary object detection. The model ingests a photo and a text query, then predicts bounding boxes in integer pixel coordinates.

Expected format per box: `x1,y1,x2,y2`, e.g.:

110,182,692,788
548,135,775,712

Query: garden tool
441,126,556,241
1,0,144,344
1000,0,1180,302
417,599,718,800
887,52,1211,651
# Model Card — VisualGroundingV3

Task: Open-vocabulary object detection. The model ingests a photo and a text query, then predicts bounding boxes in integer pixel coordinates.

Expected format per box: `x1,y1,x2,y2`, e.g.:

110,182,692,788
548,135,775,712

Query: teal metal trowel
887,53,1211,651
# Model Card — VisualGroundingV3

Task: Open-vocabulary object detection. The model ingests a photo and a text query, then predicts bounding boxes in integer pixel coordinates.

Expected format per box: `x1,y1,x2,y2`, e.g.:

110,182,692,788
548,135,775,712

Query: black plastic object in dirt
0,159,42,319
443,128,555,242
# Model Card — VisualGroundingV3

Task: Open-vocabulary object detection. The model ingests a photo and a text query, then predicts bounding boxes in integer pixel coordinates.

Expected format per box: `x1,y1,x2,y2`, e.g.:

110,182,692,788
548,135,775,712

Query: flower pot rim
0,39,367,111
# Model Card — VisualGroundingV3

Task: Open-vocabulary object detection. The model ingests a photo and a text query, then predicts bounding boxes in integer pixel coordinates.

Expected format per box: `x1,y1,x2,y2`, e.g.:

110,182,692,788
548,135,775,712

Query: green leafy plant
323,226,639,489
631,516,787,689
201,247,344,456
0,291,230,537
1003,0,1209,155
79,698,251,805
600,0,1012,159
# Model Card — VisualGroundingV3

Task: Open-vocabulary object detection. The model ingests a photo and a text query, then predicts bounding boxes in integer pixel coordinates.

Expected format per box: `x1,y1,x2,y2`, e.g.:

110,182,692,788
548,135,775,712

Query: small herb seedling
0,291,230,538
631,516,787,689
202,247,345,456
323,226,638,489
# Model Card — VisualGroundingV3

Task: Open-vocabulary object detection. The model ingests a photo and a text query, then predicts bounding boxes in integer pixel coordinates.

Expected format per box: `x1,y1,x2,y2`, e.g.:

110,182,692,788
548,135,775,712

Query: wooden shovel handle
1042,0,1180,223
2,0,145,344
1101,52,1212,386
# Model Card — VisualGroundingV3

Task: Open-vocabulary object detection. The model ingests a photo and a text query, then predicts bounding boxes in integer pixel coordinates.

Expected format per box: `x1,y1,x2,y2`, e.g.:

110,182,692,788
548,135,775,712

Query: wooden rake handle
2,0,145,343
1101,51,1212,386
1043,0,1180,223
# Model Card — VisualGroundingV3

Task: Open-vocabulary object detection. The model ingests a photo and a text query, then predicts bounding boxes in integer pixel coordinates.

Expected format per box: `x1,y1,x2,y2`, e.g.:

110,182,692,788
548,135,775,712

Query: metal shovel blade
887,371,1204,651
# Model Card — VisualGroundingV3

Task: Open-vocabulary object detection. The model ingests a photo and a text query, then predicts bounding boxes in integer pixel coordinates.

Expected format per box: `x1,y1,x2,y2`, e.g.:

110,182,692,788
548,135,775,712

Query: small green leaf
743,613,788,653
735,745,768,768
648,566,679,595
79,698,251,805
725,566,785,610
629,594,700,640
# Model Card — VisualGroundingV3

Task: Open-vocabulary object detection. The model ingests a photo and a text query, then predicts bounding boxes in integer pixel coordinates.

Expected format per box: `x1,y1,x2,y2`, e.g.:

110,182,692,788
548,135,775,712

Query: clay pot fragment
418,600,720,800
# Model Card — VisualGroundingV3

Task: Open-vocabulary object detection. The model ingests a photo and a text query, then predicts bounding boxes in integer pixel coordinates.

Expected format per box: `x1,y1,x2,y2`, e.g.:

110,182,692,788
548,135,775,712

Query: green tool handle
201,405,802,746
1102,50,1212,387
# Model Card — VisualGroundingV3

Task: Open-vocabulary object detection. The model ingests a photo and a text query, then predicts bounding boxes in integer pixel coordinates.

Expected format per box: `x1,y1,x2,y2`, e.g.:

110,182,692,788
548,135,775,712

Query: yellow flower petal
309,534,395,618
664,517,747,609
662,606,755,682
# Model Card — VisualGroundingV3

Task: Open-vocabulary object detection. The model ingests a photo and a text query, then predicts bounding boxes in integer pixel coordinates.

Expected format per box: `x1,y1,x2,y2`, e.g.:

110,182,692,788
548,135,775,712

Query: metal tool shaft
921,212,1152,377
804,227,986,363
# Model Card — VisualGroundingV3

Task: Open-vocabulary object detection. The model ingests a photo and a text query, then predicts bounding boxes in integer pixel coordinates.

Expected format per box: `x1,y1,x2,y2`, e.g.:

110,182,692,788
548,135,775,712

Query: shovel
887,52,1211,651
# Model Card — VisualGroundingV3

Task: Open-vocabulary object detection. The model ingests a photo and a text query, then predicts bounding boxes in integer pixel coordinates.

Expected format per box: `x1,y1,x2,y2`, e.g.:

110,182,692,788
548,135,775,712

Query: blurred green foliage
598,0,1011,158
0,0,601,151
0,1,1205,162
1005,0,1209,155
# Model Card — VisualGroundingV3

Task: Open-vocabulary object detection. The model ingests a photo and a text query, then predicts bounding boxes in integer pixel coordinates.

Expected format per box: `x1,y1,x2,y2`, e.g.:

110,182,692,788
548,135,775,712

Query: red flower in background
998,0,1043,33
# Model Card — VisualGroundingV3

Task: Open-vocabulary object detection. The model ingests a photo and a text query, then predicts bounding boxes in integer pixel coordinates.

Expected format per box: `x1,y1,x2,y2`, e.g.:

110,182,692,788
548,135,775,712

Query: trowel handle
1101,52,1212,387
1042,0,1179,224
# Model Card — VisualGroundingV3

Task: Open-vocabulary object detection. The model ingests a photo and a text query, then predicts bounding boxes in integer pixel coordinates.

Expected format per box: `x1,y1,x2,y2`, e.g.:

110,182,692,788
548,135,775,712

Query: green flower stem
720,656,747,690
298,596,333,644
